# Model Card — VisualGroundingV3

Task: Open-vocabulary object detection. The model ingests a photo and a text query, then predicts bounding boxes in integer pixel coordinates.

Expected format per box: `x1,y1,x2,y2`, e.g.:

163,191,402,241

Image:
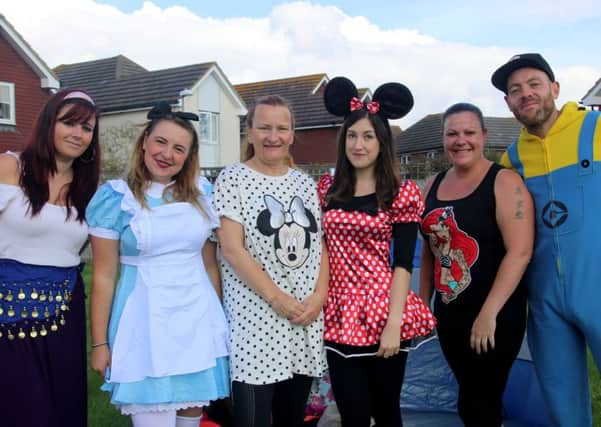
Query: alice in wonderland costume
86,178,229,414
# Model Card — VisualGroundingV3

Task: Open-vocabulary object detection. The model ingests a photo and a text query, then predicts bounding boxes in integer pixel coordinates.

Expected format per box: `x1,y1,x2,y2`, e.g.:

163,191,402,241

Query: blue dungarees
501,103,601,426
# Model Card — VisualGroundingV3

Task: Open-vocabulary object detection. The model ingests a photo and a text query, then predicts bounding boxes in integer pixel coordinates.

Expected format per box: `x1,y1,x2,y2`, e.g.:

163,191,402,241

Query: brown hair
127,116,206,216
243,95,296,167
327,109,400,210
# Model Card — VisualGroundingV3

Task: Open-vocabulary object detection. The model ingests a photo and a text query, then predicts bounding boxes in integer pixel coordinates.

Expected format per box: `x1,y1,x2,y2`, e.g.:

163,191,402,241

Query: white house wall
219,86,242,166
98,71,242,173
188,71,241,167
196,74,220,167
197,75,220,112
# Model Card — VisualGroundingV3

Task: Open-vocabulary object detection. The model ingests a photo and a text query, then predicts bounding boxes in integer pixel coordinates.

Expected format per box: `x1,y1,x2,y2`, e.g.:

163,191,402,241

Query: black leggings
437,314,525,427
327,350,408,427
232,374,313,427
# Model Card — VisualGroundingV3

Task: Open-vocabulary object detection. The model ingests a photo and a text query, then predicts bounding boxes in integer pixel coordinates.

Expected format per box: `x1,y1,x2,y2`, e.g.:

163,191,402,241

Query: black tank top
421,163,525,325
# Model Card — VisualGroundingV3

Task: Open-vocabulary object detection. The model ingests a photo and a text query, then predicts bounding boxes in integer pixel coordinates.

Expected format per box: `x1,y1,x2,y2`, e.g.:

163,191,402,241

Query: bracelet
91,341,108,348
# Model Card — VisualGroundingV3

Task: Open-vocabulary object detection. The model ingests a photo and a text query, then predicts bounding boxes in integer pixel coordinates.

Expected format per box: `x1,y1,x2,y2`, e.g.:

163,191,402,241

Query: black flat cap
491,53,555,94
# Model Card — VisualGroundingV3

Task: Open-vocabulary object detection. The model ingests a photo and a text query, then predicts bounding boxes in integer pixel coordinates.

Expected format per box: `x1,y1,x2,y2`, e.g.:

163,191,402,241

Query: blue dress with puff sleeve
86,178,229,414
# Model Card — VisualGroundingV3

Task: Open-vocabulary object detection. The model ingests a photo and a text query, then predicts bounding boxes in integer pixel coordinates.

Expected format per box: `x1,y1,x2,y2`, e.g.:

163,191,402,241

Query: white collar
146,181,174,198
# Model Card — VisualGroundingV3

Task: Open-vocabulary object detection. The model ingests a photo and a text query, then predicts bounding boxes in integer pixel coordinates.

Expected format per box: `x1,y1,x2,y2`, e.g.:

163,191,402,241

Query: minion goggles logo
541,200,568,228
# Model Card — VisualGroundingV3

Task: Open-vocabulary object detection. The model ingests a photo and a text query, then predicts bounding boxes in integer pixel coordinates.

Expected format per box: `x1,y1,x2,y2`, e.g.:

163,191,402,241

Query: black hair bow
147,101,199,121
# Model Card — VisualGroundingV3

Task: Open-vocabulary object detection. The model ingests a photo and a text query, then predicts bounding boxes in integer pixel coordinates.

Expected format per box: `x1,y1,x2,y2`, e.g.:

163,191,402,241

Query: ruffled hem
119,400,209,415
103,356,230,406
324,289,436,345
401,291,437,339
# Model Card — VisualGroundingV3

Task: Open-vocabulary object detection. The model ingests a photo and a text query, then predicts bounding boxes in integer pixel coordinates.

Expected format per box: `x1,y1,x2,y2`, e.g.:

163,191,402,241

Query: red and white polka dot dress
318,174,436,346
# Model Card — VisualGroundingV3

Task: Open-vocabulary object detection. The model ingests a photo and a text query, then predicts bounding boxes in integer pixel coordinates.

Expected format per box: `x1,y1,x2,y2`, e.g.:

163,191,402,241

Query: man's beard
513,97,554,129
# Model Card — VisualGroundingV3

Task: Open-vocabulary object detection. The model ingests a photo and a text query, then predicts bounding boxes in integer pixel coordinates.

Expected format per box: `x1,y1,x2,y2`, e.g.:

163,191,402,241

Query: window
0,82,16,125
400,155,410,165
426,151,436,159
198,111,219,144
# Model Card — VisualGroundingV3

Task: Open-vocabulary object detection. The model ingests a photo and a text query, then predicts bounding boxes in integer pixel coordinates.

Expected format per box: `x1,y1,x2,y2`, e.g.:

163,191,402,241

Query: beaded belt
0,259,79,341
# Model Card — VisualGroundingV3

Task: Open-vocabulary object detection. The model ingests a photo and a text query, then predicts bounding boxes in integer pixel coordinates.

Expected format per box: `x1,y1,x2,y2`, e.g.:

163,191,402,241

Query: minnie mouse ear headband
323,76,414,120
147,101,199,122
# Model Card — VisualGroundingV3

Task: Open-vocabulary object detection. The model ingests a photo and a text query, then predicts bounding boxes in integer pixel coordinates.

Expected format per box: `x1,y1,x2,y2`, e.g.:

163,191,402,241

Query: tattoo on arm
514,186,524,219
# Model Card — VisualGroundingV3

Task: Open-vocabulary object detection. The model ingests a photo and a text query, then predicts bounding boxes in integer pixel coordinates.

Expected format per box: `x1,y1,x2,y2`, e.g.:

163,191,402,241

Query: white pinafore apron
108,183,228,383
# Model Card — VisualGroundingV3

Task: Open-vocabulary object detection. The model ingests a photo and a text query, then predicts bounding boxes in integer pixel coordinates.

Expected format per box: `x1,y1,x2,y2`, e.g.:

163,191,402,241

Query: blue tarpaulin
401,238,551,425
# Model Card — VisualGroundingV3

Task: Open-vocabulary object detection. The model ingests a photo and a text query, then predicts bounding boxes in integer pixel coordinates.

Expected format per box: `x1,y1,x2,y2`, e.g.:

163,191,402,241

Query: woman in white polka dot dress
213,95,328,427
319,77,436,427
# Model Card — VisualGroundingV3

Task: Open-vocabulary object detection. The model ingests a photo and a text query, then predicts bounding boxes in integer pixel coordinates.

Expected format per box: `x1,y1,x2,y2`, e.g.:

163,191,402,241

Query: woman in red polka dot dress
319,77,436,427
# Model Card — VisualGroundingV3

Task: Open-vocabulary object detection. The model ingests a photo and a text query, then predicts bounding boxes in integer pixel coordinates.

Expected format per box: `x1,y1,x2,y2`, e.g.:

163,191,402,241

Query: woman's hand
90,344,111,376
291,291,326,326
269,290,305,321
377,320,402,358
470,311,496,354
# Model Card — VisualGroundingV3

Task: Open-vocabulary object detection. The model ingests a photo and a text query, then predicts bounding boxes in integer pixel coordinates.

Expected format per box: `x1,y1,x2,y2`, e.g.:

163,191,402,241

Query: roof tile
54,56,213,112
234,74,342,130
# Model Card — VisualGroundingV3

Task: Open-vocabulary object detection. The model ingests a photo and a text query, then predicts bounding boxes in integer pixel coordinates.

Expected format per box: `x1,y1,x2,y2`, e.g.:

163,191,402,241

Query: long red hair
421,207,479,283
19,89,100,221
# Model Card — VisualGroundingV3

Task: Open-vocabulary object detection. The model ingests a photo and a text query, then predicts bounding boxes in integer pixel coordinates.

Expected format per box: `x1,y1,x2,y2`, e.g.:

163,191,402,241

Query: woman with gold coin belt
0,88,101,427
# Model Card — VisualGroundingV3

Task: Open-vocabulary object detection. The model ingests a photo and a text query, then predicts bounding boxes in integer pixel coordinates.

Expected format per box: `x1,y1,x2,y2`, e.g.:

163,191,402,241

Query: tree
99,123,139,181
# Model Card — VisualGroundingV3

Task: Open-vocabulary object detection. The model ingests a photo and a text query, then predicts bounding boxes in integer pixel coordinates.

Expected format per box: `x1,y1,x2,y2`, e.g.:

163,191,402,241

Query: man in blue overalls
492,53,601,426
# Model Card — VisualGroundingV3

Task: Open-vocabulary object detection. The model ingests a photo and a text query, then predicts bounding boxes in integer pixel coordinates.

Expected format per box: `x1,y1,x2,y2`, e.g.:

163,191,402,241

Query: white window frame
426,151,436,159
198,111,219,145
0,82,16,126
400,155,410,165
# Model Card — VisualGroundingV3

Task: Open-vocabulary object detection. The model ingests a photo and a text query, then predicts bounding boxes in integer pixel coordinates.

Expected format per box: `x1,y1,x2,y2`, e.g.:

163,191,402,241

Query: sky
3,0,600,128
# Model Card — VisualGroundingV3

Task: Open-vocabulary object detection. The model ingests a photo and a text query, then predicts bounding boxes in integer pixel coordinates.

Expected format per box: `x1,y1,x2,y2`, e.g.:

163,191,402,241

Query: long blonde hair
243,94,296,167
127,116,206,216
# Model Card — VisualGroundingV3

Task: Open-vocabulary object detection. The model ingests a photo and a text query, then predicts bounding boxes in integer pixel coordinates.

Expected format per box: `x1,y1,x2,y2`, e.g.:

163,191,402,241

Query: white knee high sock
175,414,202,427
131,410,177,427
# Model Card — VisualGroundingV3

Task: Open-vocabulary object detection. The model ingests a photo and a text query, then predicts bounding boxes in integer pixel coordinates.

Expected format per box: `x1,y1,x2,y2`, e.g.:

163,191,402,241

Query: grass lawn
590,351,601,426
83,266,130,427
82,265,601,426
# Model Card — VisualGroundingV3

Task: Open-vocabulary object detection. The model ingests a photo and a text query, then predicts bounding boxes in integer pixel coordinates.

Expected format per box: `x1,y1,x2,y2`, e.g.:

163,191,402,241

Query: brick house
235,74,371,165
0,14,59,152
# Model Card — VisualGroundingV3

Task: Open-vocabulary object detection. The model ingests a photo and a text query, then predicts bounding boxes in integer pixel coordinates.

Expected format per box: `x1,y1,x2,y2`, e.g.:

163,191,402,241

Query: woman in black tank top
419,103,534,427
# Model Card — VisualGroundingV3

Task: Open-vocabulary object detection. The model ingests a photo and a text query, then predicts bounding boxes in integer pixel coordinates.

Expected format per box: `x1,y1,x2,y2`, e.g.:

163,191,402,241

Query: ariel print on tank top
421,206,479,303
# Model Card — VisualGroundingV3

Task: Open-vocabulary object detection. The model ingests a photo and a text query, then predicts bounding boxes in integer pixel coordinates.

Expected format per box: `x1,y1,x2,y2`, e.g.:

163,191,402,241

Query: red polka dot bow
349,97,380,114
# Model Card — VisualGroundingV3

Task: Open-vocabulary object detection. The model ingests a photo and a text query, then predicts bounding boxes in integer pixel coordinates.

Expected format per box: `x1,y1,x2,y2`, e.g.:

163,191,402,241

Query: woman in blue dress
87,102,229,427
